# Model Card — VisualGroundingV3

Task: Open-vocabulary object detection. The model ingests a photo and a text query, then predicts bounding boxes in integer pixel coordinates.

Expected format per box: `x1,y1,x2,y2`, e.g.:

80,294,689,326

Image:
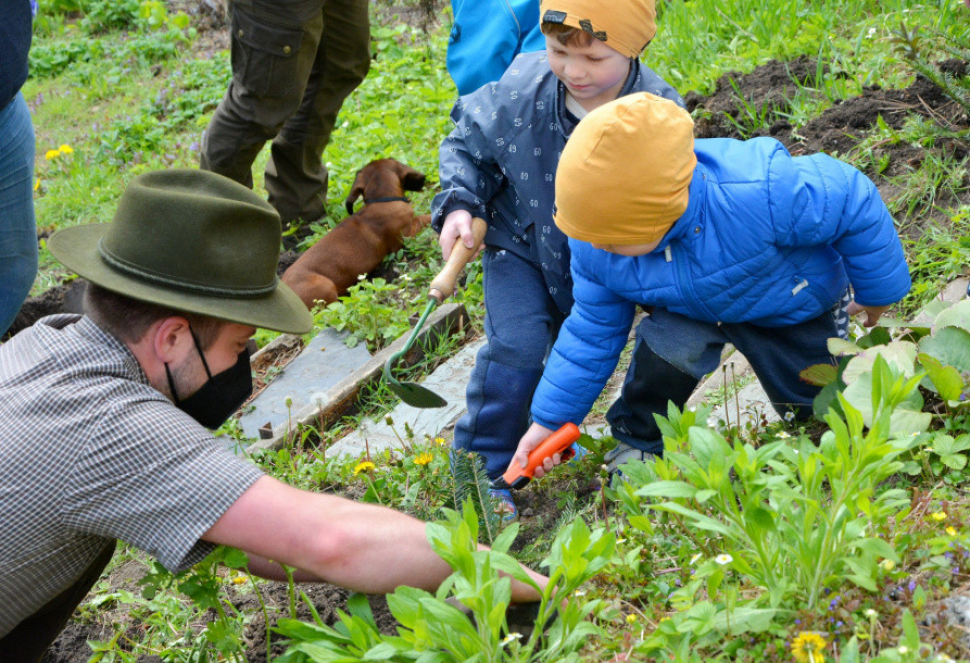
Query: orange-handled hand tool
493,423,582,490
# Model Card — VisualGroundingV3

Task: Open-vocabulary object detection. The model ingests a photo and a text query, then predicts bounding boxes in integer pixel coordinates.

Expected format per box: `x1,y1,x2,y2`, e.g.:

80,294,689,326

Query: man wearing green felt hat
0,169,547,660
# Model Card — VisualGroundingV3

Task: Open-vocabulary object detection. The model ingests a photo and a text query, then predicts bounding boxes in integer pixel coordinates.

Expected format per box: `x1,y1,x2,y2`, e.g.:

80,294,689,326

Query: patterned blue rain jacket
432,50,682,315
531,137,912,428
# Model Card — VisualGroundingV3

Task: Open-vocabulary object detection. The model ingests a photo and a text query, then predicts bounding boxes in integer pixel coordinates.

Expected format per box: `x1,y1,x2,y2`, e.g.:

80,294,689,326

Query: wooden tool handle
501,423,581,489
429,217,487,302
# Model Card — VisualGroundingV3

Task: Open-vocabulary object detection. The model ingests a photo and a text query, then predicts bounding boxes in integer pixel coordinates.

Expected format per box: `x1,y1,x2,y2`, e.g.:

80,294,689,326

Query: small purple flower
908,580,917,591
795,619,801,625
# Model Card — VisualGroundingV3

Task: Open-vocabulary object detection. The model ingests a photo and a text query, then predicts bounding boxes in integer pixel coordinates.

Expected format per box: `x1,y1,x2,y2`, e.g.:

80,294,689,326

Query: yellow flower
931,511,947,522
880,559,895,572
791,632,827,663
353,461,375,476
44,148,61,160
413,452,433,466
58,144,74,154
434,436,447,446
33,178,40,191
625,614,637,624
946,526,957,537
232,576,247,585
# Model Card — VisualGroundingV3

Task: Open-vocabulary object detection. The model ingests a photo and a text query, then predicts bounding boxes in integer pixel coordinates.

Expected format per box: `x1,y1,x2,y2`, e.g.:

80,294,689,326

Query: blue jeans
607,302,849,455
0,93,37,337
453,249,564,478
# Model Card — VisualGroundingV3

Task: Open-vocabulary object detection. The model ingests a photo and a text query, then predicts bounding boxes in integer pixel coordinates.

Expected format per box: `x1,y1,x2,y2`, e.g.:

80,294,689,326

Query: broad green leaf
710,607,776,634
841,342,918,385
635,480,698,499
851,537,899,561
800,363,838,387
919,326,970,373
847,573,877,591
917,352,964,401
932,297,970,333
828,337,864,356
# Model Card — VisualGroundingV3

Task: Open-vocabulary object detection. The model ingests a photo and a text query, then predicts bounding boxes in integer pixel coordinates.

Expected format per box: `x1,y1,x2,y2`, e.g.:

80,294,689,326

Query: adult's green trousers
201,0,371,225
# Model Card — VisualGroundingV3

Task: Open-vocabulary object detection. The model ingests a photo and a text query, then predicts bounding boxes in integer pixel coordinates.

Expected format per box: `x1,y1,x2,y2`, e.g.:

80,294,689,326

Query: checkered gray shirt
0,315,264,636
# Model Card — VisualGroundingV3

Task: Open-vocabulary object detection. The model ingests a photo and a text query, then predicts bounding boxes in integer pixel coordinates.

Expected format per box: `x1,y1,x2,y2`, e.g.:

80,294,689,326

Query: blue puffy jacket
447,0,545,96
531,137,912,429
433,50,682,314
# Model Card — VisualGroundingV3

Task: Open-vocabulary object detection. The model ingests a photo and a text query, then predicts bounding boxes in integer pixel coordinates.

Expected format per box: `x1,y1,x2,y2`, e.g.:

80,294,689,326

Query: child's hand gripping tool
492,423,582,490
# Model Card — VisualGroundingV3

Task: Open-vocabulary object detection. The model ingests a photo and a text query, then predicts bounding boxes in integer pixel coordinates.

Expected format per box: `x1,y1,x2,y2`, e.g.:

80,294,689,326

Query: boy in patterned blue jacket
510,93,912,476
432,0,682,516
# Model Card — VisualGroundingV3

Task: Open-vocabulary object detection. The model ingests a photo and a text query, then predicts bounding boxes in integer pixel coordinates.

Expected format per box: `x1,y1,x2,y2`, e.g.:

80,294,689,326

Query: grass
20,0,970,660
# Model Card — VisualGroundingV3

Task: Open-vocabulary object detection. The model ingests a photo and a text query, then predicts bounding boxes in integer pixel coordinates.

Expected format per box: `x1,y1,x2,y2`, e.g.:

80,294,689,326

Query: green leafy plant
274,503,613,662
626,359,914,613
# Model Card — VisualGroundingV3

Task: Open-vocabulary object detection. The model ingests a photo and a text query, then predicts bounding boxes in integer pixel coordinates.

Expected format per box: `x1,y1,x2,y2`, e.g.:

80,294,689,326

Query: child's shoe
489,487,518,521
604,441,656,476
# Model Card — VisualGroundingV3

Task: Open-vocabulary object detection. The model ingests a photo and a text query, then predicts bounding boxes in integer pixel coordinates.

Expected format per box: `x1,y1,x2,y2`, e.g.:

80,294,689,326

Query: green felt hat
49,169,313,334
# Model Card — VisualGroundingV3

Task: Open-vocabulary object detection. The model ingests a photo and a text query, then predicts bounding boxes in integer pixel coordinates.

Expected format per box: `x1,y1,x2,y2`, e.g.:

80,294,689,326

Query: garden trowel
383,216,487,408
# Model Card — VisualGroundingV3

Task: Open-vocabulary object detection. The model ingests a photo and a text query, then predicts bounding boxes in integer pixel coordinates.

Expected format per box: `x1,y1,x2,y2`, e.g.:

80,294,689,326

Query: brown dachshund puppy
281,159,432,308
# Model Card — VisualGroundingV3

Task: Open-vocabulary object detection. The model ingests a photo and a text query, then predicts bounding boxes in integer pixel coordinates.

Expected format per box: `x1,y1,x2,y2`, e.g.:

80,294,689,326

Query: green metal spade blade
382,298,448,408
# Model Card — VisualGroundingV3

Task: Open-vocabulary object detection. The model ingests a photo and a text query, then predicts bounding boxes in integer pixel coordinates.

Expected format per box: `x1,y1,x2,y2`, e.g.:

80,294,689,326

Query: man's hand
510,422,562,480
439,209,483,260
846,301,891,327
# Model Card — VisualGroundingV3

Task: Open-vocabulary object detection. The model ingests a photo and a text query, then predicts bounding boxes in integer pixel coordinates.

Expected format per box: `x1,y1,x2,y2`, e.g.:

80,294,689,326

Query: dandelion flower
413,452,433,466
931,512,947,522
354,461,375,476
946,526,958,536
791,632,827,663
715,554,733,565
434,436,447,446
880,559,895,572
58,144,74,154
44,148,61,160
232,576,247,585
626,614,637,624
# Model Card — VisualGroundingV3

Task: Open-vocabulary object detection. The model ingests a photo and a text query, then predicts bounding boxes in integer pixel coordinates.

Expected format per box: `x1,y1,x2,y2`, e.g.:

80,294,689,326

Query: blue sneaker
489,487,518,521
566,442,588,463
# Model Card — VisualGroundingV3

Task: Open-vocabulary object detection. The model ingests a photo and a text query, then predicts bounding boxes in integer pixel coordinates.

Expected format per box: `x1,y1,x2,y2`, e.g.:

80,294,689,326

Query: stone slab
247,303,472,452
326,337,486,459
239,327,371,440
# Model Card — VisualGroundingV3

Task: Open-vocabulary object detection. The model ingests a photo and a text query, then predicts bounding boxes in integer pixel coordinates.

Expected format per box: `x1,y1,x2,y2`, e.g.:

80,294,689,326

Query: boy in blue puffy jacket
432,0,682,516
510,92,911,475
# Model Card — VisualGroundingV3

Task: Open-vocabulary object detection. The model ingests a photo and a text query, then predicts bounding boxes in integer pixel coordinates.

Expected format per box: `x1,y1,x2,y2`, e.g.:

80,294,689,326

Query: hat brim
50,224,314,335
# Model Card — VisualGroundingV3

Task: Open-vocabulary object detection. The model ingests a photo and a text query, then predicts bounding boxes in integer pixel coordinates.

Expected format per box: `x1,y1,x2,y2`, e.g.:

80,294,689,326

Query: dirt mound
684,56,970,234
686,55,827,139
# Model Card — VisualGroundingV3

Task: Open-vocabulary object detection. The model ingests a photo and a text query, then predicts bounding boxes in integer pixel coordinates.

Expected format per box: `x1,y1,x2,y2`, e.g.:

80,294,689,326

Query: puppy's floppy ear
345,171,366,215
396,162,427,192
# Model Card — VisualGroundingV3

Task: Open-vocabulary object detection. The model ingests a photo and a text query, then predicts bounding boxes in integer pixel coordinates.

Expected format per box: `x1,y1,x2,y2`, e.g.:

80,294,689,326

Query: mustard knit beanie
540,0,657,59
554,93,697,245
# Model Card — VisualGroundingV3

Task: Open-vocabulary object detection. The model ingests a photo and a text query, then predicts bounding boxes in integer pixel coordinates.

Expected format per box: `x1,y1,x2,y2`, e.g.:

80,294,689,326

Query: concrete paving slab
239,327,371,440
327,337,486,459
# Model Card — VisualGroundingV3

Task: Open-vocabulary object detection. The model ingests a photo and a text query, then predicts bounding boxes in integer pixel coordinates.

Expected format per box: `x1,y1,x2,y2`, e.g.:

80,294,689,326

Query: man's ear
152,316,193,364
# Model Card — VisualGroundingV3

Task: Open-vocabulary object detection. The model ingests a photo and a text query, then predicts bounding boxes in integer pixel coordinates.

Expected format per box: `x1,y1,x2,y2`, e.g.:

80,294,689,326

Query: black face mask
164,328,253,429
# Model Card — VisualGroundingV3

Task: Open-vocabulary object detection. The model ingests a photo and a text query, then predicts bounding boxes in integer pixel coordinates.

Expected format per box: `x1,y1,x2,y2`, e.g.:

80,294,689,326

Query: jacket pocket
230,8,304,98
